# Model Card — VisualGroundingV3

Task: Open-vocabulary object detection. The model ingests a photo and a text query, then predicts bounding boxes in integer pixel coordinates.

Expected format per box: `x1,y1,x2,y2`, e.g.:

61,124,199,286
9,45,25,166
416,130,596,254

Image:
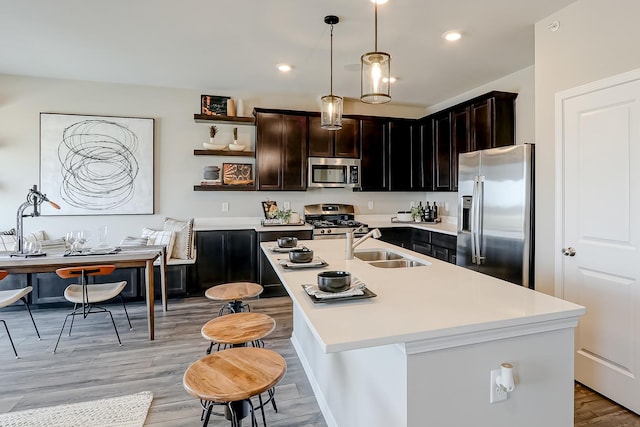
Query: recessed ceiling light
277,64,292,72
443,31,462,42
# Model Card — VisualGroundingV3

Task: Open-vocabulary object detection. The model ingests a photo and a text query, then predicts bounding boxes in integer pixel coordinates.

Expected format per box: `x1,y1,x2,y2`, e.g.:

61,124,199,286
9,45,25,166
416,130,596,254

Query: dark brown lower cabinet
257,230,313,298
195,230,257,291
379,227,457,264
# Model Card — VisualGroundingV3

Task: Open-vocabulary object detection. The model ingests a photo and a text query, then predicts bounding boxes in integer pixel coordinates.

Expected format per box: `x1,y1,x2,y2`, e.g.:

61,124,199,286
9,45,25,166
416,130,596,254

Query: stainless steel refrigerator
456,144,534,288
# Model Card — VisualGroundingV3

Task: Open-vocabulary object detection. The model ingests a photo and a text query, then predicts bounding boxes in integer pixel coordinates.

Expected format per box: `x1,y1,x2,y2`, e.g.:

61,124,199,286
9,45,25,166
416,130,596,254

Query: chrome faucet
345,226,382,260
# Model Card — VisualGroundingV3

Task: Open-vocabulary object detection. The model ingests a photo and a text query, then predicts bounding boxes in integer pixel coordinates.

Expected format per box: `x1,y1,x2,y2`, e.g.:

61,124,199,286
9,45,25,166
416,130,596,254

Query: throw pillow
141,228,176,259
119,236,150,246
163,217,194,259
0,235,17,251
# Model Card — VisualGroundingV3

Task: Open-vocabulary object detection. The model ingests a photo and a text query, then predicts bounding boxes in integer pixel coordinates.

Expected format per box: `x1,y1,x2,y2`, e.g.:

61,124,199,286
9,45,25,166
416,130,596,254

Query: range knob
327,229,332,234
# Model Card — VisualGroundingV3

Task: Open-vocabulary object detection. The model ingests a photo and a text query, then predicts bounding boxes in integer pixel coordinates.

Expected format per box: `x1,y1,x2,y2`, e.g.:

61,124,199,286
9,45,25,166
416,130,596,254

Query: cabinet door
378,227,413,249
281,114,308,190
470,99,492,151
308,116,334,157
334,118,360,158
256,112,284,191
433,112,452,191
360,118,388,191
256,112,307,191
451,106,470,191
196,231,226,287
225,230,257,283
308,117,360,158
414,120,435,191
389,121,413,191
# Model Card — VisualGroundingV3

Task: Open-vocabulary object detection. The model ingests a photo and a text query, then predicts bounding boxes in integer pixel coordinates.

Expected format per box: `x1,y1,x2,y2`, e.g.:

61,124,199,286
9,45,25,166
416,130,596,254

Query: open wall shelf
194,114,255,125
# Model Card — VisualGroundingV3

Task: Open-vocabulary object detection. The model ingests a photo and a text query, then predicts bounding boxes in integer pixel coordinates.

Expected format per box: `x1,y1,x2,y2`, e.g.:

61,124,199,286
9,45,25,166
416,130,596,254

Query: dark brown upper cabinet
255,109,308,191
433,112,452,191
359,117,389,191
308,116,360,158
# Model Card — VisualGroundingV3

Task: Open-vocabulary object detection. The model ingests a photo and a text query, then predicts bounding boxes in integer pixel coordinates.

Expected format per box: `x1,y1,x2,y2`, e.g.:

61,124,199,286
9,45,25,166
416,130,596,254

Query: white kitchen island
261,238,585,427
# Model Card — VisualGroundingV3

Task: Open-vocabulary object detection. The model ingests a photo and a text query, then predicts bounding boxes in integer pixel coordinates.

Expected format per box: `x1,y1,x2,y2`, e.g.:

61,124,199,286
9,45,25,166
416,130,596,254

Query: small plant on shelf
209,125,217,142
275,208,292,224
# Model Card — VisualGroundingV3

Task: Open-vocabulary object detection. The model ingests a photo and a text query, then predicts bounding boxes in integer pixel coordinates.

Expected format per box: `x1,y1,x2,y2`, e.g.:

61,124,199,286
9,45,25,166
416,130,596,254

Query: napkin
303,278,366,299
269,246,298,253
279,257,326,268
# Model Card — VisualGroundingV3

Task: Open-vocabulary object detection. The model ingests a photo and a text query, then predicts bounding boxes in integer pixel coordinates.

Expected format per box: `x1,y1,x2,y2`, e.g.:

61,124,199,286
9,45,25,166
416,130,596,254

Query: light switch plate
222,202,229,212
283,201,291,210
368,201,374,210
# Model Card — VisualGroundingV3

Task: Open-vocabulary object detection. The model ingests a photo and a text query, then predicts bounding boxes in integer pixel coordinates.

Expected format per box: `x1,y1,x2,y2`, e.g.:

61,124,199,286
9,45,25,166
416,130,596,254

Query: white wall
0,74,428,244
534,0,640,295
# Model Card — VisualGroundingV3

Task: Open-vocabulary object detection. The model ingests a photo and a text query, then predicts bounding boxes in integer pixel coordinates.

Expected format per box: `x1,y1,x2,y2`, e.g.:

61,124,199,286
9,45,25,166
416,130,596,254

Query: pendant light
321,15,343,130
360,1,391,104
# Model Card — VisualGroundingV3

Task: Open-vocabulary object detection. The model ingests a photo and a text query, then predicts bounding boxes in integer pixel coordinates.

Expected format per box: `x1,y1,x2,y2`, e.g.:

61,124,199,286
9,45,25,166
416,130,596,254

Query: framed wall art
222,163,253,186
39,113,155,216
201,95,230,116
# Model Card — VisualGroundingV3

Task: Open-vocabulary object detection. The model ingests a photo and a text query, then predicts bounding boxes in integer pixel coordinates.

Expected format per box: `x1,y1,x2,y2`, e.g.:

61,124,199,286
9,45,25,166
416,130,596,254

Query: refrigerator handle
476,176,485,264
470,176,479,264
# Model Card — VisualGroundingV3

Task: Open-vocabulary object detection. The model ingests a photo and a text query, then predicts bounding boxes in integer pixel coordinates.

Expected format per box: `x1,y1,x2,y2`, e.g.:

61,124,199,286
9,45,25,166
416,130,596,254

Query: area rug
0,391,153,427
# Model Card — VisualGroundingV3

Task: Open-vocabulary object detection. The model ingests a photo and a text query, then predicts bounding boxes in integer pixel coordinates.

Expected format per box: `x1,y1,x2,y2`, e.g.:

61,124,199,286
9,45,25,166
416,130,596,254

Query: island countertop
261,238,585,353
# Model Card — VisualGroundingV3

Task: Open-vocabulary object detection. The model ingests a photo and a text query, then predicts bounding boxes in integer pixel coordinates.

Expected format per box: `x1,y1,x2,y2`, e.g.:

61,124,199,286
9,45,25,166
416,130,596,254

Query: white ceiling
0,0,574,107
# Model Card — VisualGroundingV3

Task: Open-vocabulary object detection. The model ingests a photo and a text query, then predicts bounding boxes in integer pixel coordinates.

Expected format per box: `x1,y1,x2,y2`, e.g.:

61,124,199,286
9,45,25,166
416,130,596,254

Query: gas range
304,204,369,239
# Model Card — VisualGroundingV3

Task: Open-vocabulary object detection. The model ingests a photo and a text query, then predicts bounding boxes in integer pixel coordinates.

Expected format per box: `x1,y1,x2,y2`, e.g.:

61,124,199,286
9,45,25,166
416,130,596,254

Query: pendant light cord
374,2,378,52
330,23,334,96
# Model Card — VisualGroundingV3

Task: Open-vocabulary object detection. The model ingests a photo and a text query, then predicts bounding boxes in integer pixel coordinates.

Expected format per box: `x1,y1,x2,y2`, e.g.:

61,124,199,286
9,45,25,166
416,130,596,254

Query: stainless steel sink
368,259,428,268
353,250,404,262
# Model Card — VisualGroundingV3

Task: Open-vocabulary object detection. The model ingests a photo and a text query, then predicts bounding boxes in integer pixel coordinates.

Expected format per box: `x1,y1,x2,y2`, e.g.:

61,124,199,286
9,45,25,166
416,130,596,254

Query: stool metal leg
202,401,214,427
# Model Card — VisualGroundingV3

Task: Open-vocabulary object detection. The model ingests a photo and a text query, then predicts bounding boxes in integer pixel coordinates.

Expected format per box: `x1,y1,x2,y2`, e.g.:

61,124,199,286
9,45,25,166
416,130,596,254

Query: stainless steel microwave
308,158,361,189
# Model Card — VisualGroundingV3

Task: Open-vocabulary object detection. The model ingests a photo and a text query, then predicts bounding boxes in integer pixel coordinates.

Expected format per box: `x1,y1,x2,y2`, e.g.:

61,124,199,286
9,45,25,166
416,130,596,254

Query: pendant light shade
321,15,343,130
361,2,391,104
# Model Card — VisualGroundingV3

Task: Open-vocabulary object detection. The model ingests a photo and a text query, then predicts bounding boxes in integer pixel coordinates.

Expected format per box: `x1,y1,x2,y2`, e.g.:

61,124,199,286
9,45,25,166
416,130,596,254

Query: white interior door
556,70,640,414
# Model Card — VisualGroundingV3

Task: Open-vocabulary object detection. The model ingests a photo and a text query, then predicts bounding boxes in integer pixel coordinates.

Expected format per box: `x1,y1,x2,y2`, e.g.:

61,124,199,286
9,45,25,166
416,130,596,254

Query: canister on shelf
203,165,220,180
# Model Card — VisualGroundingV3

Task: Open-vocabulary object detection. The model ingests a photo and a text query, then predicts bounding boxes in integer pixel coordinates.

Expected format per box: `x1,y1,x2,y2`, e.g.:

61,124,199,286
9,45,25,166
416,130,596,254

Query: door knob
561,247,576,256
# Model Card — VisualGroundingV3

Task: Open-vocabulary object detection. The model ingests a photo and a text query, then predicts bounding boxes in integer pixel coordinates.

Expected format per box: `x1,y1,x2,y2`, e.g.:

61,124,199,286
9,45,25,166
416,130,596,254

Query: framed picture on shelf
261,201,278,219
222,163,253,186
201,95,230,116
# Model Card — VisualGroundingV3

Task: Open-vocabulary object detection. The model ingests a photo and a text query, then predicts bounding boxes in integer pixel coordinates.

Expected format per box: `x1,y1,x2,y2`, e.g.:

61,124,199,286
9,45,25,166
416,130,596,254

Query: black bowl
289,247,314,263
277,236,298,248
317,271,351,293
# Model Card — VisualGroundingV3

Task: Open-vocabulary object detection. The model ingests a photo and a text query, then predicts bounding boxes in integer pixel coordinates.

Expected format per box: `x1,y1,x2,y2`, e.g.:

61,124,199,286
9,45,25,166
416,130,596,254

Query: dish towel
303,278,366,299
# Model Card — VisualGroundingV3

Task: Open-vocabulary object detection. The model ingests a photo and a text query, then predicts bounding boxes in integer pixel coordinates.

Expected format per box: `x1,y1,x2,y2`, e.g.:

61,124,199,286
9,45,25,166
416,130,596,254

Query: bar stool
0,270,41,358
202,312,276,354
183,347,286,427
205,282,263,315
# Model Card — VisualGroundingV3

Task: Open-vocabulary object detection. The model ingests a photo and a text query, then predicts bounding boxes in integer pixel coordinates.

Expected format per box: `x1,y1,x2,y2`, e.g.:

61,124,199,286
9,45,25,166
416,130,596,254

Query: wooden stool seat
205,282,264,302
202,312,276,346
206,282,264,315
184,348,286,426
184,347,286,403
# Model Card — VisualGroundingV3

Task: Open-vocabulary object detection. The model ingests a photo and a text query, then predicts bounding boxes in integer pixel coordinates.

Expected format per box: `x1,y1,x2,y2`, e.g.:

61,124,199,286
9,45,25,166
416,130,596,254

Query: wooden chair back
55,264,116,279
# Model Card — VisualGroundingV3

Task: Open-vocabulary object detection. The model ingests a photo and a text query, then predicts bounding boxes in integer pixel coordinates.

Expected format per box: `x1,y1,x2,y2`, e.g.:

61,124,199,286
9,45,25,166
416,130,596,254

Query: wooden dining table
0,245,167,340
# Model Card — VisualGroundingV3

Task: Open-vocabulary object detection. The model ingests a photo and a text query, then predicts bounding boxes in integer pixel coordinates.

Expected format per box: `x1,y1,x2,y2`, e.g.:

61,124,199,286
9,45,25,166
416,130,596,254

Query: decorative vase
227,99,236,117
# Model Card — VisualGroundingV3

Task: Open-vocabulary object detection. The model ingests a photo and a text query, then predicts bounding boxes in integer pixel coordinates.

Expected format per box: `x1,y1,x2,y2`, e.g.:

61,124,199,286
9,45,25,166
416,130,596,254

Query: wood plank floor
0,295,638,426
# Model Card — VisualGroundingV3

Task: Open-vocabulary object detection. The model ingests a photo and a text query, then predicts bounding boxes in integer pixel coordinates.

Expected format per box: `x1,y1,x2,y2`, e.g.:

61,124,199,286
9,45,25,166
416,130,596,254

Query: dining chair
53,264,132,353
0,270,41,358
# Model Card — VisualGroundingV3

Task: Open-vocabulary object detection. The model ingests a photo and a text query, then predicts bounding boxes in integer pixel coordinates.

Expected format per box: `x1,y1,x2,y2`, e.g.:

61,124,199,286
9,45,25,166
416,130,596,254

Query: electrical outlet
368,201,374,210
445,202,450,212
490,369,508,403
283,201,290,210
410,200,416,208
222,202,229,212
